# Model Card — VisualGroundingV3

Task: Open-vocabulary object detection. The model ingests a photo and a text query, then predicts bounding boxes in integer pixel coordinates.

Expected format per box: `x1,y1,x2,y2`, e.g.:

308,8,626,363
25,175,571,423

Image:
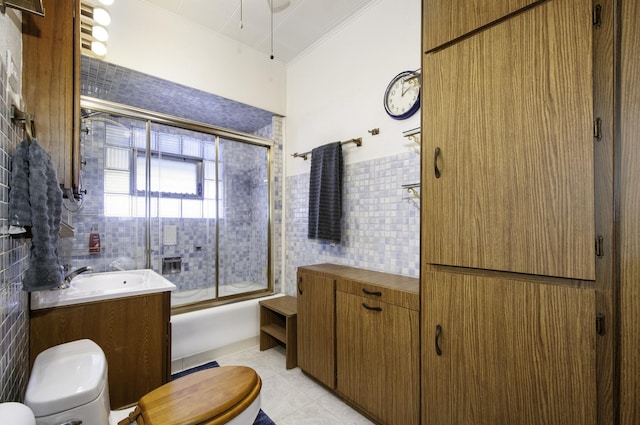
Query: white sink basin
31,269,176,310
71,272,145,291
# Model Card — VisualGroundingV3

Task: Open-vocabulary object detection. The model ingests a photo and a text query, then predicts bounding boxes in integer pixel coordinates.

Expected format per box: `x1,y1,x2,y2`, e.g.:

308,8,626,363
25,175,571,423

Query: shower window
103,124,222,219
134,154,203,199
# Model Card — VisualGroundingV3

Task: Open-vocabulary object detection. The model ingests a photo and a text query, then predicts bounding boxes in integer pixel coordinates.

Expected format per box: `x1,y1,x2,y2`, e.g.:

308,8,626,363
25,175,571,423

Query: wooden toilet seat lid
137,366,262,425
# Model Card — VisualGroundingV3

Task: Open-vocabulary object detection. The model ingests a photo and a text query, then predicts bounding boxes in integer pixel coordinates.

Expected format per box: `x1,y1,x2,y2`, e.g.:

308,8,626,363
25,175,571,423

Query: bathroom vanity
297,264,419,425
29,271,174,409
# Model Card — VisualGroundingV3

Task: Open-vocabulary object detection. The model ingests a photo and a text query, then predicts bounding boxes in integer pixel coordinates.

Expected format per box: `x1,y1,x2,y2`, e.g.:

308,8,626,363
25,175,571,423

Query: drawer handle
362,303,382,312
362,288,382,296
297,276,303,295
435,324,443,356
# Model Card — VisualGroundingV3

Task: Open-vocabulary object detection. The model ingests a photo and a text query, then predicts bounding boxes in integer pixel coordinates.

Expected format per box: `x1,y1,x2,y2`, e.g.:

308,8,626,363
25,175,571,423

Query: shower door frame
80,96,275,312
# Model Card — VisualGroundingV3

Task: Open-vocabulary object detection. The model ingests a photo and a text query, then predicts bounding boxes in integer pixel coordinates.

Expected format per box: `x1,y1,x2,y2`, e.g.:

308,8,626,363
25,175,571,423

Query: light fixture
80,1,113,58
81,3,111,25
92,25,108,42
266,0,290,13
91,41,107,56
92,7,111,25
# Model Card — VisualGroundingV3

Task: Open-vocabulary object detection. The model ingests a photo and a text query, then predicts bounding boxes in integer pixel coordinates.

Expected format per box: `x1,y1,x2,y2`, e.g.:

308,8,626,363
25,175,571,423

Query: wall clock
383,70,421,120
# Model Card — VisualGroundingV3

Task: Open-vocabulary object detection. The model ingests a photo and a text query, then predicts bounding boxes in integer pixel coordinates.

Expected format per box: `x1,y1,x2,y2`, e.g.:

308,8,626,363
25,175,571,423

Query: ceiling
133,0,378,62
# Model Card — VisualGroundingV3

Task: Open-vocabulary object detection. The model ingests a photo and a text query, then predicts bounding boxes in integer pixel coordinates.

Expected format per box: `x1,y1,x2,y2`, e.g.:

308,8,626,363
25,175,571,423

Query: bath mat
172,361,275,425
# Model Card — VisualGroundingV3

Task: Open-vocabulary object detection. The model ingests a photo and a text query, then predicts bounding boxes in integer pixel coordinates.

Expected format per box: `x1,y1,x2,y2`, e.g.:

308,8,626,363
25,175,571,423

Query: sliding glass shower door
217,138,270,297
77,99,273,310
146,122,219,303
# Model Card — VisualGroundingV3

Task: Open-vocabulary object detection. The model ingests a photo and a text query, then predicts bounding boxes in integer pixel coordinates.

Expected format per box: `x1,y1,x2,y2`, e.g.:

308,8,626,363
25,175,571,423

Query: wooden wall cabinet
22,0,80,193
297,264,419,425
30,293,172,409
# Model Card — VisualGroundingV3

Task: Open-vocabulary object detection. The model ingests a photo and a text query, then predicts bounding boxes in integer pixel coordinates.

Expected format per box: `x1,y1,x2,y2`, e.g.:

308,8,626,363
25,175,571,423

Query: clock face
384,71,421,120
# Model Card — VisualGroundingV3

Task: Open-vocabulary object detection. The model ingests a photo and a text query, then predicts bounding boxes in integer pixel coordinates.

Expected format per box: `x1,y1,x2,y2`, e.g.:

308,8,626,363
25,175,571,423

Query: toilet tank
25,339,109,418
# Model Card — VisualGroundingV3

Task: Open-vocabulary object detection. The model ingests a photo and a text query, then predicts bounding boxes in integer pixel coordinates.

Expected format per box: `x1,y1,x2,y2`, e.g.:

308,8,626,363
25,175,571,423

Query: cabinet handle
435,324,442,356
297,276,303,295
362,303,382,312
362,288,382,296
434,147,442,178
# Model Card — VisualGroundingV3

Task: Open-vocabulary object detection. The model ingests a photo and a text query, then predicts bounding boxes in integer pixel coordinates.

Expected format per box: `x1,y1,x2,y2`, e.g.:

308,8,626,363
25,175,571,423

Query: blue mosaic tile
0,51,32,403
284,152,420,296
80,56,275,134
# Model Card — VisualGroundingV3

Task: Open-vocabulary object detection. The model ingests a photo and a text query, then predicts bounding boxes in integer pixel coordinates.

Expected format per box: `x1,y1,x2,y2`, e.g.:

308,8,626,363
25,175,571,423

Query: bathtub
171,282,268,307
170,294,283,373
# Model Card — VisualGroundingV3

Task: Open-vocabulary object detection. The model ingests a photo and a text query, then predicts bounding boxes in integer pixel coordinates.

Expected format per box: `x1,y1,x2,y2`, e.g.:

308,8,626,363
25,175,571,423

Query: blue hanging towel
308,142,343,243
9,139,64,291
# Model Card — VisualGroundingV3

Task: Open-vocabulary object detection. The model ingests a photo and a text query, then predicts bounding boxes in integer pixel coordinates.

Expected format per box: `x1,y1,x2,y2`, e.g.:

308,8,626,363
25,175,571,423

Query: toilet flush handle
55,420,82,425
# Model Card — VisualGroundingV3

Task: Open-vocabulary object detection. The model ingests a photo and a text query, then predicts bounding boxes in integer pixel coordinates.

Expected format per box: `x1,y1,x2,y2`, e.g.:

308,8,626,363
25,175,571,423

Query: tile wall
0,52,32,403
61,113,284,296
284,149,421,295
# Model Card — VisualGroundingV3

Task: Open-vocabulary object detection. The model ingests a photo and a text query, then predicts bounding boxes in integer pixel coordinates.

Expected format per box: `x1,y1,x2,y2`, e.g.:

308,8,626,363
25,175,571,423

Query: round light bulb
93,8,111,26
92,25,109,42
91,41,107,56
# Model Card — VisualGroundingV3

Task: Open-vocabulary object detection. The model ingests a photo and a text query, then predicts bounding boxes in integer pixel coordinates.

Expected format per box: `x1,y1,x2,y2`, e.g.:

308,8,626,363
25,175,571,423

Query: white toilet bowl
0,402,36,425
24,339,261,425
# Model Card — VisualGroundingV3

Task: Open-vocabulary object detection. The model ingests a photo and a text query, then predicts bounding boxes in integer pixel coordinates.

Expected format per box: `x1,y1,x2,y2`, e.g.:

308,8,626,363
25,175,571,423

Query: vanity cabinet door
421,270,597,425
336,291,419,425
296,269,336,388
422,0,594,280
30,293,171,409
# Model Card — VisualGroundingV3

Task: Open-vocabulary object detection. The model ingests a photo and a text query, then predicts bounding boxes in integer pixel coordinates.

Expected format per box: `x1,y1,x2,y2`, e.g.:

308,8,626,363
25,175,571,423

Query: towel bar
291,137,362,160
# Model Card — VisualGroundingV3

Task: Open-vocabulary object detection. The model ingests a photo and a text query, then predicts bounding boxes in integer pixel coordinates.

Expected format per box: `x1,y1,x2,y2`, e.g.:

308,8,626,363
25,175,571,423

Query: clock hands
401,77,418,97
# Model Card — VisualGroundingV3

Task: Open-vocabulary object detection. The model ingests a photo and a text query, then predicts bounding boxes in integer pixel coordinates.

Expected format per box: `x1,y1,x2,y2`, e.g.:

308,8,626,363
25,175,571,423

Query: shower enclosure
64,97,273,309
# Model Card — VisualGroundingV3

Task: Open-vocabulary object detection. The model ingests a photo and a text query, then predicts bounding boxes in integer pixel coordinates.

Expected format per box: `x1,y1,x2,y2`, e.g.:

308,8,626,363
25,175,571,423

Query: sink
71,273,145,291
31,269,176,310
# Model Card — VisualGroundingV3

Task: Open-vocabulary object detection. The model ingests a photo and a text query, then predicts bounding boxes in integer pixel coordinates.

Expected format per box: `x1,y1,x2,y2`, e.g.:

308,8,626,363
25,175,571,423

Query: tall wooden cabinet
421,0,613,423
22,0,80,193
620,1,640,423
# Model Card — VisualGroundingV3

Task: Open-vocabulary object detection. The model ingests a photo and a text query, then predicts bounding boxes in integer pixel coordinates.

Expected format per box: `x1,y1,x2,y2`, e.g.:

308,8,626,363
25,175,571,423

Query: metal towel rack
11,104,36,143
402,183,420,199
291,137,362,161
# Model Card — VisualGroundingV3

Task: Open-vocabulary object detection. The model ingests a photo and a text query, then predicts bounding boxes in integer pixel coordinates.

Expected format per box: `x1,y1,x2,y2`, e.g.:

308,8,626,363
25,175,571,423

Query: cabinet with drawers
297,264,419,425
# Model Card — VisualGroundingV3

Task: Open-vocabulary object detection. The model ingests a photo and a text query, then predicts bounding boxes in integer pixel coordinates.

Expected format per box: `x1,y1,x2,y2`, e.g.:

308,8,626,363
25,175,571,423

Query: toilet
19,339,261,425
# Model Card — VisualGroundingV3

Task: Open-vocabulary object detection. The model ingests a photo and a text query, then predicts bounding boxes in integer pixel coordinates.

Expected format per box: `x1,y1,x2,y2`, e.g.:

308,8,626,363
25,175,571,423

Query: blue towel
308,142,343,243
8,140,31,227
9,140,64,291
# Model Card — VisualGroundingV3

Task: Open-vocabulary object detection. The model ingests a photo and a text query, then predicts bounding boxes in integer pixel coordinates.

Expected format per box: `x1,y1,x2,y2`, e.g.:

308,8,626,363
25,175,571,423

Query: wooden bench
259,296,298,369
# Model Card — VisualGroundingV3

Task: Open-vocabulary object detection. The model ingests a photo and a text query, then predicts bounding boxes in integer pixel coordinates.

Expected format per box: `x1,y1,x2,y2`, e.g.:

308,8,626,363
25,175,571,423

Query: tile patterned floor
217,345,375,425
